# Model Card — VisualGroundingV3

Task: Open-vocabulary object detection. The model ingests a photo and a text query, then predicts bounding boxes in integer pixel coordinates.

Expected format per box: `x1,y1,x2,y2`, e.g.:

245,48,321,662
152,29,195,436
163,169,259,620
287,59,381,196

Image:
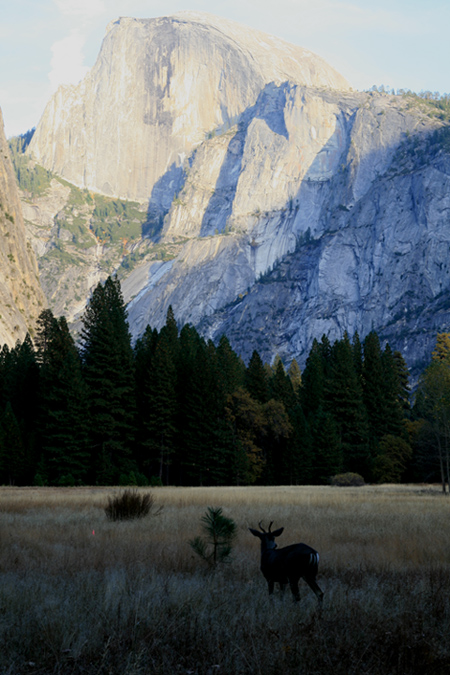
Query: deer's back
261,543,319,581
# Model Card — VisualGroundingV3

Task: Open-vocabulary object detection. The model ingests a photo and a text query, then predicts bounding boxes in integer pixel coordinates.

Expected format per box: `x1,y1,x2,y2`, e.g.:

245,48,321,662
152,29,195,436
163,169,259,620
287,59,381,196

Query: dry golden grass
0,484,449,674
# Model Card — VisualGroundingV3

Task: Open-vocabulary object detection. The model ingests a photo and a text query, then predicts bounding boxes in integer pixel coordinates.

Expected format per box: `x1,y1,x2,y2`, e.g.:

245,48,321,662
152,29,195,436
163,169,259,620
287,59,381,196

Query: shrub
331,472,365,487
104,489,157,521
57,473,76,487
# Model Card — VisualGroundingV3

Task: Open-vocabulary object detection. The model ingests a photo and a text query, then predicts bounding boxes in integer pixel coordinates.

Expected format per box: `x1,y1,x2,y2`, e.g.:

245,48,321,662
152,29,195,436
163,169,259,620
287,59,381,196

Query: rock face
21,178,104,321
27,13,450,375
0,109,47,345
28,12,349,207
123,84,450,377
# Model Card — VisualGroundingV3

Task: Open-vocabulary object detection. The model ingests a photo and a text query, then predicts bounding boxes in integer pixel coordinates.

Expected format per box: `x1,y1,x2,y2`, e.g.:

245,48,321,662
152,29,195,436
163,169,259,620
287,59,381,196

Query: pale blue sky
1,0,448,137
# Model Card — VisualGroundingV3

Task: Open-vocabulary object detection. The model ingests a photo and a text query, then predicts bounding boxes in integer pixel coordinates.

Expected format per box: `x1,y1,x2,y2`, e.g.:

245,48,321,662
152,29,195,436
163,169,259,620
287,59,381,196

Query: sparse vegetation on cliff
91,194,146,244
9,131,52,198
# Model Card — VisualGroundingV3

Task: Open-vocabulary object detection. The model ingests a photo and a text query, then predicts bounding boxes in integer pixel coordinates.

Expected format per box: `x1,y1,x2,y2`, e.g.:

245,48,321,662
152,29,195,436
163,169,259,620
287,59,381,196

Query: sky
1,0,448,138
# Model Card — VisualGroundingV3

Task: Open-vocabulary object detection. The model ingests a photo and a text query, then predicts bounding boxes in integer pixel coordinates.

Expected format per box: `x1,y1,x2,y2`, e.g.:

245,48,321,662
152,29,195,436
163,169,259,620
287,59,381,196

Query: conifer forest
0,276,447,488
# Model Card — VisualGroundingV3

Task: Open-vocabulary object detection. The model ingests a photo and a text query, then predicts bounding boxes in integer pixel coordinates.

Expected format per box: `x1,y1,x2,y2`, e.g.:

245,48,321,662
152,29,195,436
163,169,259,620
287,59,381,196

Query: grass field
0,484,449,674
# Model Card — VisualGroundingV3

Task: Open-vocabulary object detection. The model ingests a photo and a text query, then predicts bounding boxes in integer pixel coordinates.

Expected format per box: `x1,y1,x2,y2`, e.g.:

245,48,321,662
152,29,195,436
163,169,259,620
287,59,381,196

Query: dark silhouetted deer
249,522,323,604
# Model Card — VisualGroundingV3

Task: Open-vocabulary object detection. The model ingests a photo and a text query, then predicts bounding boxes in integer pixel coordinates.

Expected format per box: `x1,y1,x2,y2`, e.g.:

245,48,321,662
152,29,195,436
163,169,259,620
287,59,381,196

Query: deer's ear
249,528,262,538
272,527,284,537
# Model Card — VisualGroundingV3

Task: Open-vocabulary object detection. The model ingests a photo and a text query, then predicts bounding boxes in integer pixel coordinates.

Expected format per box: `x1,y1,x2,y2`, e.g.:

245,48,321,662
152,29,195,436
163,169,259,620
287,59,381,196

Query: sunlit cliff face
0,109,46,345
28,12,349,204
23,13,450,376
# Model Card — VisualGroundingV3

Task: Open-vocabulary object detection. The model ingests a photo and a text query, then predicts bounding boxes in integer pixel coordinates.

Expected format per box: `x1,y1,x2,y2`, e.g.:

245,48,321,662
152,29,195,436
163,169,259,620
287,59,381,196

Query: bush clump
331,472,365,487
105,489,156,521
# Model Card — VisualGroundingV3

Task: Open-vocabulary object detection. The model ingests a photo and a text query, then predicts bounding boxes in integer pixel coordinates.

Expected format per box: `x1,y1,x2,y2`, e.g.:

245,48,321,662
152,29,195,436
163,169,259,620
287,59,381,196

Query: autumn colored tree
432,333,450,361
287,358,302,394
225,387,266,484
414,356,450,492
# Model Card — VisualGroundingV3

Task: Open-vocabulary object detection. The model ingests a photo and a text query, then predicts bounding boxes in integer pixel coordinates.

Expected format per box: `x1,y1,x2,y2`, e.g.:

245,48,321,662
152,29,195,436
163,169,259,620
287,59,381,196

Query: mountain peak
29,12,350,203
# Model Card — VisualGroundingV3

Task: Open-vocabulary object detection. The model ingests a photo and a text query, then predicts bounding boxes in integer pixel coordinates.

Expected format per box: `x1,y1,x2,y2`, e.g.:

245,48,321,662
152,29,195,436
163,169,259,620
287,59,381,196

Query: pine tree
137,307,180,484
175,325,210,484
352,332,363,378
270,359,296,409
204,339,241,485
301,338,326,417
81,276,136,483
381,344,407,437
326,334,369,476
0,344,12,415
189,507,237,569
393,350,411,417
0,402,26,484
161,305,179,356
363,332,406,442
7,335,40,482
35,309,58,366
176,329,235,485
37,312,90,484
285,403,314,484
319,334,332,369
141,325,177,484
362,331,388,441
311,407,342,484
245,350,270,403
268,359,302,484
216,335,245,397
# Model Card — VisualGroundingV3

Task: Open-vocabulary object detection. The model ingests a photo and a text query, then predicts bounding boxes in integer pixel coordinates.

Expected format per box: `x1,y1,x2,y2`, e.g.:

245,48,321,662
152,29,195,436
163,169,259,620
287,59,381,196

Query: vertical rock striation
28,12,349,207
26,13,450,374
0,109,47,345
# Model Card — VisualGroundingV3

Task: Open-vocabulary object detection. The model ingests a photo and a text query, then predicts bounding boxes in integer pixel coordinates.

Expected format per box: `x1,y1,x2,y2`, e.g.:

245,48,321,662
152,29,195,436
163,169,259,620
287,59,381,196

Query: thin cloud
47,0,107,92
2,0,449,137
49,31,90,91
254,0,426,35
54,0,106,18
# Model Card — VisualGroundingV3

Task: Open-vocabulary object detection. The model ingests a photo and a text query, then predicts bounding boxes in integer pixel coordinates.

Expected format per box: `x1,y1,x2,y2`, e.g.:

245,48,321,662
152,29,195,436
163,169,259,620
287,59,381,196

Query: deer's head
249,521,284,551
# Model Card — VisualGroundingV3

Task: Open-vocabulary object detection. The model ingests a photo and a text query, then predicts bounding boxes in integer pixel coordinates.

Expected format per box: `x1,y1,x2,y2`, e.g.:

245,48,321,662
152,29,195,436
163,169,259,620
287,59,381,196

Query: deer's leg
288,579,300,602
279,583,287,597
304,576,324,604
267,580,274,595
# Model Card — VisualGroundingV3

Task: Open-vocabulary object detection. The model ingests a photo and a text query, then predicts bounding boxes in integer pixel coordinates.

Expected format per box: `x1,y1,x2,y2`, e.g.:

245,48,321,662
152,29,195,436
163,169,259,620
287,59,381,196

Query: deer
249,522,323,604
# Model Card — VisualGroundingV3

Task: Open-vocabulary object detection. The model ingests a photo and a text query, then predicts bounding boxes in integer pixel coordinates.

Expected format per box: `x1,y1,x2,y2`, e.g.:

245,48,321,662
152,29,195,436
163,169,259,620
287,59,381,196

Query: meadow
0,484,449,674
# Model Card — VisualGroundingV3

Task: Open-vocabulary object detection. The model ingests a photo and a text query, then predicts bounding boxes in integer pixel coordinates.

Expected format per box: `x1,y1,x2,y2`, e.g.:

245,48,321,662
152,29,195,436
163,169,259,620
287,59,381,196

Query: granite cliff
0,109,46,346
25,13,450,374
28,12,348,206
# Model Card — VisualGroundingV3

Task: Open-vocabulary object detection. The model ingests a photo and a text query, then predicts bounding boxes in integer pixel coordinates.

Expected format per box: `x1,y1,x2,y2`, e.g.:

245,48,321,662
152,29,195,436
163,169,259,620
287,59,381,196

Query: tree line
0,276,446,488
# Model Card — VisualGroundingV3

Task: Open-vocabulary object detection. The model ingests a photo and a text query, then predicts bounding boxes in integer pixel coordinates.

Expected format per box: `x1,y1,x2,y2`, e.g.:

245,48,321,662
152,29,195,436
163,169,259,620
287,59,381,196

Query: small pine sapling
189,506,237,569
